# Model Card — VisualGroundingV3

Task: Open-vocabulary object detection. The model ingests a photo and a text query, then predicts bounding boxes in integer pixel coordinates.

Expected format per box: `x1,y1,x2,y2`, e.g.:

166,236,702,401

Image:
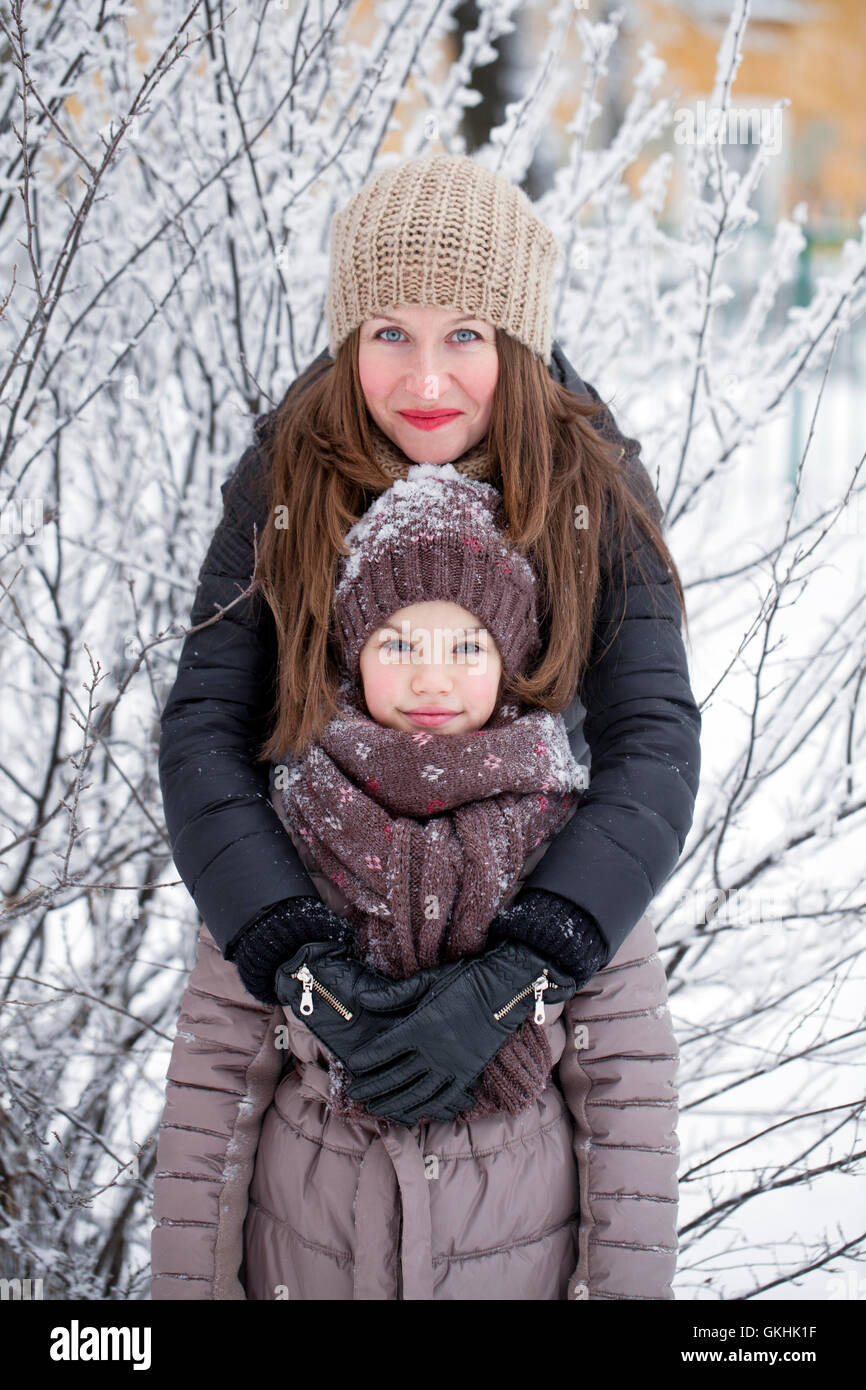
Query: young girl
153,151,696,1300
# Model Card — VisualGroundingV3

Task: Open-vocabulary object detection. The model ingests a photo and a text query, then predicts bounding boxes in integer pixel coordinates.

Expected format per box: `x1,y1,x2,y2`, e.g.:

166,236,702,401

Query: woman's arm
507,372,702,967
158,416,326,959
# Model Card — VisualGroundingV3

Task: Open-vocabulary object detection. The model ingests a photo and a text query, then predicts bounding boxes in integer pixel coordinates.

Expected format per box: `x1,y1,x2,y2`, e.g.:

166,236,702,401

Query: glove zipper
291,962,354,1020
494,970,558,1025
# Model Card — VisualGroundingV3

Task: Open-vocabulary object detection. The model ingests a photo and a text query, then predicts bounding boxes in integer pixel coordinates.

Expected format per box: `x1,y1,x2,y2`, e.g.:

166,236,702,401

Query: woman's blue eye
373,327,480,343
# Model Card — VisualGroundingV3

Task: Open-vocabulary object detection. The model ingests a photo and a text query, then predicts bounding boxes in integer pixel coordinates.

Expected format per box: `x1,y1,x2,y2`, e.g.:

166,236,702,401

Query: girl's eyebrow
375,627,488,640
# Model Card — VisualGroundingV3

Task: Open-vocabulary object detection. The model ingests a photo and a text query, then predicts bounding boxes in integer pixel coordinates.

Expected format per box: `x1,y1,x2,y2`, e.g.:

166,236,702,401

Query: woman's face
357,304,499,465
358,600,503,735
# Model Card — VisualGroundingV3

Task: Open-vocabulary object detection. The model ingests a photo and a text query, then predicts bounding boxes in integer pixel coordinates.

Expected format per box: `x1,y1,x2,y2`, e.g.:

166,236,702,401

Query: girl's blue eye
373,327,480,343
379,638,484,654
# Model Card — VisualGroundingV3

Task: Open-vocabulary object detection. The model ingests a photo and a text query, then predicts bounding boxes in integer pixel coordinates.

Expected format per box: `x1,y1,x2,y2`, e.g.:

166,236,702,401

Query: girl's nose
411,662,454,693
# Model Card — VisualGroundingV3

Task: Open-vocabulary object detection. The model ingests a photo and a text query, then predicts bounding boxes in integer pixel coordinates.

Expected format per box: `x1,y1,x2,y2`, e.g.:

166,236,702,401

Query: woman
152,153,701,1299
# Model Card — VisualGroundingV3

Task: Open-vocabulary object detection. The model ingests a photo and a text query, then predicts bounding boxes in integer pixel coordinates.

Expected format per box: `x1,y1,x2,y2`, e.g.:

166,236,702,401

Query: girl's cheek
464,666,498,710
362,657,402,711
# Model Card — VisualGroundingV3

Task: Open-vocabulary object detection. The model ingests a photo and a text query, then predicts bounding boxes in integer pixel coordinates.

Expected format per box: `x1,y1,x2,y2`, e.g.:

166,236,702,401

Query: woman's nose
402,354,451,401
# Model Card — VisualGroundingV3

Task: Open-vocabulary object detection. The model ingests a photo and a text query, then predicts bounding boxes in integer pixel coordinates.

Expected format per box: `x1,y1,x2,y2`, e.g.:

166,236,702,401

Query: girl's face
357,303,499,465
358,600,503,735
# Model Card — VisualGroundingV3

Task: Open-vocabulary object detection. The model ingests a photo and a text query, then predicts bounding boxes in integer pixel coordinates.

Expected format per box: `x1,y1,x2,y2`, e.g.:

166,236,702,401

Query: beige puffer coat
151,822,680,1300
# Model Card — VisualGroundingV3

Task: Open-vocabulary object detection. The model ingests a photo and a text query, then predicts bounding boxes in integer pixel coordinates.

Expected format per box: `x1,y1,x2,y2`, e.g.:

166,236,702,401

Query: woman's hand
342,940,578,1127
486,887,610,988
231,896,352,1005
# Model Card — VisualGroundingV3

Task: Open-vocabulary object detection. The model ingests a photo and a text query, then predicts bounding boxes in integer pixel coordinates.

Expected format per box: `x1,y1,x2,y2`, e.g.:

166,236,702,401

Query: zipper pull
532,971,549,1024
293,963,315,1016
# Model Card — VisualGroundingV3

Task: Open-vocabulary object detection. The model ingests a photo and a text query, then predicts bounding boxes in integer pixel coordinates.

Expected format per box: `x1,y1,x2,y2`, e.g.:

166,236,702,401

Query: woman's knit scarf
274,689,584,1124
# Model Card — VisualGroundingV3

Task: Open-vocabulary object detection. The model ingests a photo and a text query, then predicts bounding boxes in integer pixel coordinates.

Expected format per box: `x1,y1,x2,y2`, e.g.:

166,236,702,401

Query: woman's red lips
398,409,463,430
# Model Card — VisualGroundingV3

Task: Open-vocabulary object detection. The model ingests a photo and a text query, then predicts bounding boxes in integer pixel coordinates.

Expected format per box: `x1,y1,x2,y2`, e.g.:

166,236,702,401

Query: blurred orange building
638,0,864,232
540,0,865,242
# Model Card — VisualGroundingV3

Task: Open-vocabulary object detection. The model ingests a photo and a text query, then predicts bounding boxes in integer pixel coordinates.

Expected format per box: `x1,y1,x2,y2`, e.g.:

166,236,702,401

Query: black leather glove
275,940,465,1095
230,896,352,1005
343,939,578,1127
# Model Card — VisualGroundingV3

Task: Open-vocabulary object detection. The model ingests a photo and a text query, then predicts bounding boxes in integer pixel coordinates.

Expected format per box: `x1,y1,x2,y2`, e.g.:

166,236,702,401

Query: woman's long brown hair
253,328,689,762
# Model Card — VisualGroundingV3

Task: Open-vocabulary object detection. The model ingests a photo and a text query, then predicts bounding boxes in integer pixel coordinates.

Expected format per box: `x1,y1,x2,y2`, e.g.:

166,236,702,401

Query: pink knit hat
333,463,540,686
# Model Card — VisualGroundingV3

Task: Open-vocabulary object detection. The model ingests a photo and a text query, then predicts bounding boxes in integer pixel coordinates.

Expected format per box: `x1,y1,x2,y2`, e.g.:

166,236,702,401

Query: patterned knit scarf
273,690,583,1123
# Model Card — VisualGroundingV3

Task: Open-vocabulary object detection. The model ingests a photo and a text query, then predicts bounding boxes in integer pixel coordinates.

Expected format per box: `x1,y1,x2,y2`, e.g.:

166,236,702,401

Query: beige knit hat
326,152,561,365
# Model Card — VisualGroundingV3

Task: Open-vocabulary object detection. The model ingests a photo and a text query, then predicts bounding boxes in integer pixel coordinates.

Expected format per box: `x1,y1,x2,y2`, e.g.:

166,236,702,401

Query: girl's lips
402,709,461,726
398,411,462,431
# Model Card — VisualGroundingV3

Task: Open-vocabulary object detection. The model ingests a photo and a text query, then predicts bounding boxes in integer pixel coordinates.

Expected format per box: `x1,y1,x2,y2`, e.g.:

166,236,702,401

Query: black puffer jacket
158,342,701,963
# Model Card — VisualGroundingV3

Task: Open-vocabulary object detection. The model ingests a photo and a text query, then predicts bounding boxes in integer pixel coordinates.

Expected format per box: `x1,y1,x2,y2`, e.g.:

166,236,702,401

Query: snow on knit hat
333,463,541,686
326,152,561,364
